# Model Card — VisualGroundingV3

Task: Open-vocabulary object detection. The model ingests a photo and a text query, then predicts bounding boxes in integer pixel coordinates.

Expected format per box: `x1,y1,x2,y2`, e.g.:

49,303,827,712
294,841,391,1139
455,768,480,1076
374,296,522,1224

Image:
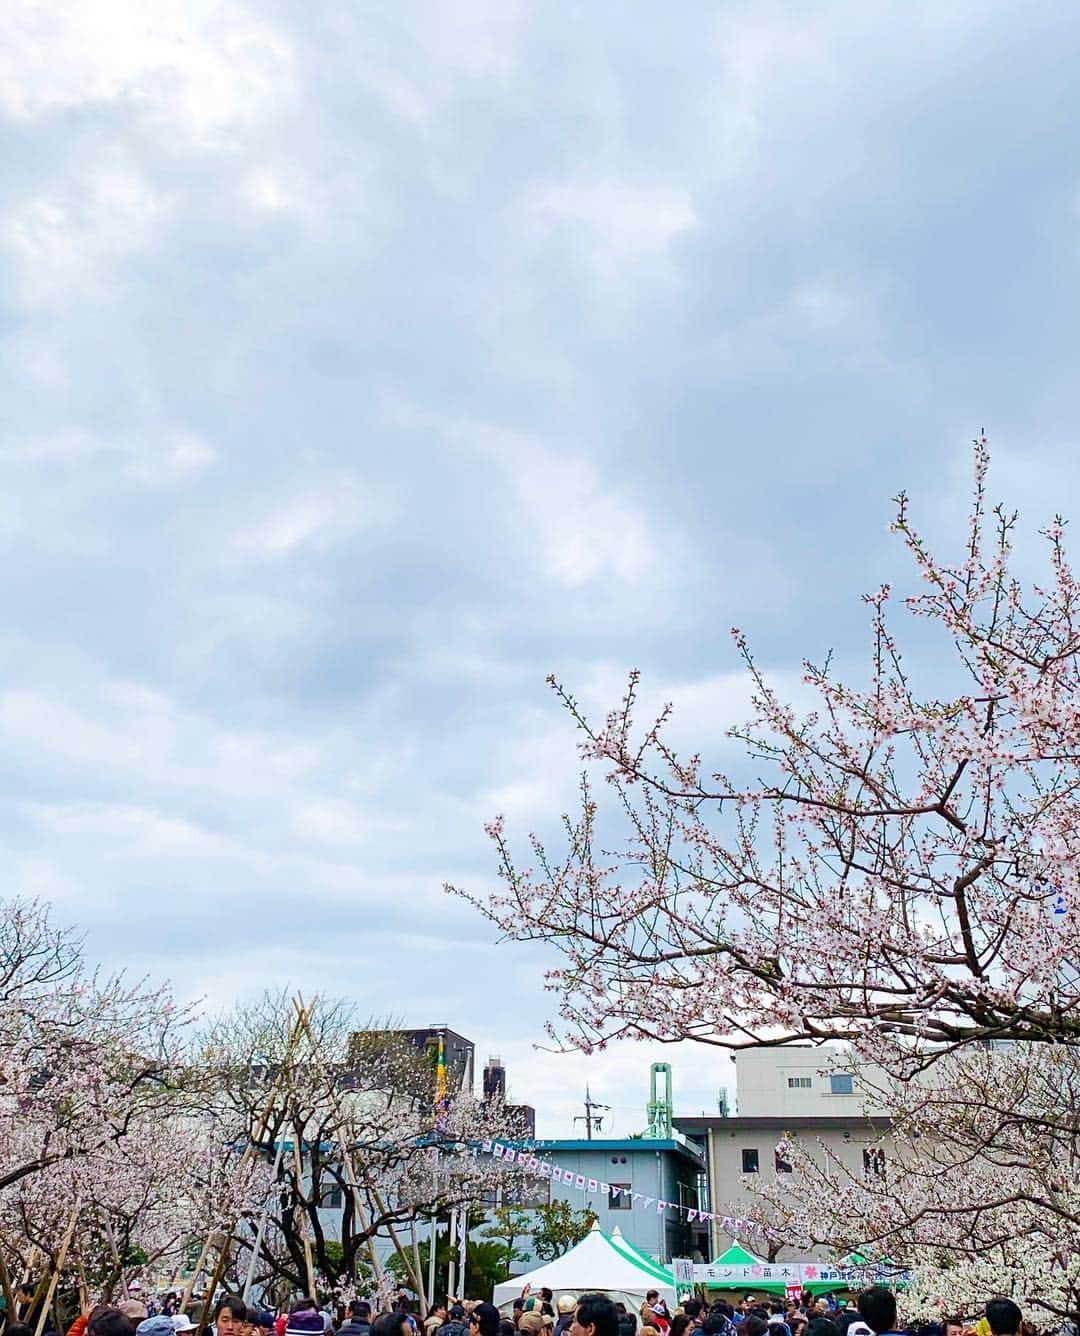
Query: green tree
479,1206,532,1277
530,1201,597,1262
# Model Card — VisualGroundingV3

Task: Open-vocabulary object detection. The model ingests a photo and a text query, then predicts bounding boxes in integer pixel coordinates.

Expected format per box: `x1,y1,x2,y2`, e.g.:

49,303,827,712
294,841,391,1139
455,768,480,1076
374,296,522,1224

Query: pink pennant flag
599,1181,609,1193
527,1155,539,1170
505,1149,518,1163
656,1201,667,1213
575,1174,586,1189
587,1179,599,1193
493,1144,505,1158
482,1139,493,1152
539,1161,552,1177
687,1209,698,1222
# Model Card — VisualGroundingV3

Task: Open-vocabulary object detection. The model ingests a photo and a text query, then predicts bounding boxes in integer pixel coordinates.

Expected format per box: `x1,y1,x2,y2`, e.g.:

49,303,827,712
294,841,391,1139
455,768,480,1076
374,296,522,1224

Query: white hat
173,1318,196,1333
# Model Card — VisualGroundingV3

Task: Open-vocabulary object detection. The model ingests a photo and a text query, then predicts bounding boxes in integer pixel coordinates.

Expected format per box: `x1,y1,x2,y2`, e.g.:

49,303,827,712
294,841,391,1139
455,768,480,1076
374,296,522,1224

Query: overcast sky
4,1,1080,1136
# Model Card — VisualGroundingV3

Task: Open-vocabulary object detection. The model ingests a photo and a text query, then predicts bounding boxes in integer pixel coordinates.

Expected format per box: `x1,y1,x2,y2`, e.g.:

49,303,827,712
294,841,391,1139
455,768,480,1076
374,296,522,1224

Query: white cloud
522,179,697,260
0,0,293,139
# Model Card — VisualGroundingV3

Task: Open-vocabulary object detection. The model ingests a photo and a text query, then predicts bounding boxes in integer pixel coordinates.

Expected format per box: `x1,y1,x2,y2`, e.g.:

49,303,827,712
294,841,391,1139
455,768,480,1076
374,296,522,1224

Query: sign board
672,1258,695,1288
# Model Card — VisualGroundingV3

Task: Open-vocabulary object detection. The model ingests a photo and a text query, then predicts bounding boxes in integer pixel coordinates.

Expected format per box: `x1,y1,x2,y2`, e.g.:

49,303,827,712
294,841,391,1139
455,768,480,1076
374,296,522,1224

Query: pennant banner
484,1140,768,1235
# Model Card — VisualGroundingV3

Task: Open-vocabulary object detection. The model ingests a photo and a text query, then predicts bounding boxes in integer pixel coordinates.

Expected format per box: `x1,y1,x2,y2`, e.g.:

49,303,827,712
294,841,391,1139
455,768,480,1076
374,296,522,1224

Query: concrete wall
734,1048,892,1119
706,1122,890,1261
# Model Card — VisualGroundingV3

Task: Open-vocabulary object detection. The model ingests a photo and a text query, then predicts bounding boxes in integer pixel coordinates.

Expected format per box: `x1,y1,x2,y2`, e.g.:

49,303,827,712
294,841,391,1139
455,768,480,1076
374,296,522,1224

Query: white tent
493,1222,678,1313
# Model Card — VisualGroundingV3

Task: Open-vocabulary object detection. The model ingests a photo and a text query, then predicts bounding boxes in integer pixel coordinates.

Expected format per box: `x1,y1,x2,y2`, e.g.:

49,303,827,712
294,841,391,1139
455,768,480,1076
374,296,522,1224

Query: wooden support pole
34,1200,81,1336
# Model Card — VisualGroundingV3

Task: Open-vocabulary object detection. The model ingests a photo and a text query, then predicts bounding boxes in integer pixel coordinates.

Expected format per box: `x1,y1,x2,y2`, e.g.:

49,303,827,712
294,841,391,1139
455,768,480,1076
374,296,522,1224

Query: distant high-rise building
483,1055,506,1100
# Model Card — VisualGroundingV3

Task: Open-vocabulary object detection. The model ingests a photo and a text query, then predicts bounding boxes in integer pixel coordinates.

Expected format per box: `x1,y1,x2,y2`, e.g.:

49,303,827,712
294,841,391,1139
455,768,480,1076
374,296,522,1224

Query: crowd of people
0,1283,1035,1336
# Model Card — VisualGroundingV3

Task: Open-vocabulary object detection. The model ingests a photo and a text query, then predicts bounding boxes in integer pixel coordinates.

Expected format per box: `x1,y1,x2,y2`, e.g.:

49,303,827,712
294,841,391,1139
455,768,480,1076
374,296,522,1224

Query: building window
741,1148,759,1174
863,1148,886,1180
830,1074,854,1095
610,1182,631,1209
320,1186,343,1210
787,1076,812,1089
774,1149,792,1173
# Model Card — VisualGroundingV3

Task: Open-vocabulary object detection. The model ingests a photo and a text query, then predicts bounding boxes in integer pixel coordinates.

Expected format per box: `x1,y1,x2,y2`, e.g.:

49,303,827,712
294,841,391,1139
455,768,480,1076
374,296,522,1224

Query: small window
320,1186,343,1209
787,1076,812,1089
774,1149,792,1173
610,1182,631,1210
830,1074,854,1095
741,1148,759,1174
863,1148,886,1180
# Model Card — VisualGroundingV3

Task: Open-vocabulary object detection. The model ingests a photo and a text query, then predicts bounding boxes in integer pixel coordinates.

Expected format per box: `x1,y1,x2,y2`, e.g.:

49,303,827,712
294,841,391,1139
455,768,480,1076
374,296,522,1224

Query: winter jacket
339,1322,372,1336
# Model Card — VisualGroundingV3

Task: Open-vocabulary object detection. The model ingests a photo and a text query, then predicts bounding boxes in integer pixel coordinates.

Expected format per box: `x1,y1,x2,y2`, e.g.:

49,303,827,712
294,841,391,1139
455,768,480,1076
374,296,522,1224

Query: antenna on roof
573,1084,609,1139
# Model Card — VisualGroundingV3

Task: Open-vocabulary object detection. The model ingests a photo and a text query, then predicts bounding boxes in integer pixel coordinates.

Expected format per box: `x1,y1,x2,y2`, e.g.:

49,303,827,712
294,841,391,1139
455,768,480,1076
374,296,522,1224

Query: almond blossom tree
453,440,1080,1318
201,992,524,1305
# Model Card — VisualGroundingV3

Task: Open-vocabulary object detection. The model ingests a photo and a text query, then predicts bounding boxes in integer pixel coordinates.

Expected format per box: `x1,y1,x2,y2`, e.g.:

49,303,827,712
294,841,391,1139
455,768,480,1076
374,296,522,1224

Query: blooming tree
200,991,524,1306
453,440,1080,1320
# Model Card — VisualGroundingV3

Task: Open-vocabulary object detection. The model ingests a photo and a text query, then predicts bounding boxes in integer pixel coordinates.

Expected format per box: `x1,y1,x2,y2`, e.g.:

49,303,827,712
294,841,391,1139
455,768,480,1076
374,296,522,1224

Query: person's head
8,1325,34,1336
574,1299,619,1336
469,1304,500,1336
943,1321,963,1336
646,1298,659,1309
429,1310,447,1323
450,1309,466,1324
137,1319,178,1336
120,1303,149,1325
520,1318,544,1336
500,1325,517,1336
285,1311,326,1336
985,1302,1022,1336
670,1317,691,1336
351,1306,372,1323
541,1296,553,1309
684,1304,703,1324
558,1300,577,1319
372,1316,410,1336
216,1299,250,1336
738,1320,769,1336
89,1312,136,1336
18,1286,35,1303
855,1292,897,1336
702,1319,726,1336
805,1323,840,1336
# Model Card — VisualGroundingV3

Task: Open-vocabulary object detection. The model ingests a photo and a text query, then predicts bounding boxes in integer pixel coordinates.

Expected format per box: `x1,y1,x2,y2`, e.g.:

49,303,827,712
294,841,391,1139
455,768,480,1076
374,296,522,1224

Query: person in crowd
984,1303,1021,1336
767,1306,790,1336
649,1302,670,1336
854,1291,903,1336
440,1306,471,1336
425,1308,447,1336
372,1315,411,1336
214,1299,252,1336
341,1303,373,1336
614,1307,636,1336
285,1307,327,1336
88,1310,136,1336
172,1318,195,1335
468,1303,501,1336
555,1298,578,1336
572,1298,618,1336
519,1316,545,1336
683,1303,703,1336
737,1318,769,1336
806,1320,840,1336
136,1318,175,1336
120,1304,149,1327
499,1323,516,1336
669,1316,691,1336
639,1298,664,1334
511,1304,526,1332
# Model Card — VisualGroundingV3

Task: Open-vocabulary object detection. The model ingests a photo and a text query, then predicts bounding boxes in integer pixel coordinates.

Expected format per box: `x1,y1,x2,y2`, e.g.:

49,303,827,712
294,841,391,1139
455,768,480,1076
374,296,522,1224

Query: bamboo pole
34,1200,81,1336
242,1136,287,1303
102,1214,129,1299
0,1247,17,1329
291,1136,316,1300
183,1000,308,1317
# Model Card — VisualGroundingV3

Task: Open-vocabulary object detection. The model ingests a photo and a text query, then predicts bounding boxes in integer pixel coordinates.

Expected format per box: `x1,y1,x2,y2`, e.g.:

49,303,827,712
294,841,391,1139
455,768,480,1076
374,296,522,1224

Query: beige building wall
707,1120,892,1261
734,1047,893,1119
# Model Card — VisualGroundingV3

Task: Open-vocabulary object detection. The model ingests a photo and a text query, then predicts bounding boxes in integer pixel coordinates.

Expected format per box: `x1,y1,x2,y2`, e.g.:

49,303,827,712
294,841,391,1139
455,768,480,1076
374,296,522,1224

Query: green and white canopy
493,1221,677,1311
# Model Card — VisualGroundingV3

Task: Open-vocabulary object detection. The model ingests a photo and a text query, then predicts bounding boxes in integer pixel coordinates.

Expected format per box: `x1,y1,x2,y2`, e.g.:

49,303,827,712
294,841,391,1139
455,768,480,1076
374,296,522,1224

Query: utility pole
572,1086,609,1140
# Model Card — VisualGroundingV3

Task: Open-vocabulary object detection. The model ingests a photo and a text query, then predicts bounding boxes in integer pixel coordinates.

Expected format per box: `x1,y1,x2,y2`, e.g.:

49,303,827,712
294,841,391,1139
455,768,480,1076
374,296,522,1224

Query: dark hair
855,1291,896,1336
671,1318,691,1336
702,1320,727,1336
218,1300,249,1322
685,1305,704,1322
646,1296,659,1305
541,1294,553,1306
8,1325,35,1336
499,1324,516,1336
17,1286,35,1299
738,1320,769,1336
372,1317,409,1336
351,1305,372,1320
577,1296,619,1336
450,1308,466,1322
88,1311,136,1336
986,1302,1022,1336
513,1304,526,1314
470,1305,500,1336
